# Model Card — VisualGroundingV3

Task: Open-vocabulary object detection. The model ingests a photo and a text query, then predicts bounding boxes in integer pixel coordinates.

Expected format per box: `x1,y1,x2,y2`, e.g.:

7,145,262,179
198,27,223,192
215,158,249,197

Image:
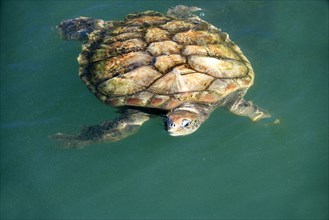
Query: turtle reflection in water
52,5,271,147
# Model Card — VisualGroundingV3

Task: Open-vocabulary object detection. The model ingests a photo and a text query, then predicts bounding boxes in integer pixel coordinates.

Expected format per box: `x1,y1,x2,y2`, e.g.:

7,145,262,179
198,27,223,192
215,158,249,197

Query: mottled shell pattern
78,10,254,110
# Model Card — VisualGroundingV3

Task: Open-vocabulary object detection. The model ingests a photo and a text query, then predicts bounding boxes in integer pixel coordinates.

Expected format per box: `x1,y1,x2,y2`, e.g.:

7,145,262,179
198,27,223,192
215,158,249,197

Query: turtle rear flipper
50,110,150,148
56,17,104,41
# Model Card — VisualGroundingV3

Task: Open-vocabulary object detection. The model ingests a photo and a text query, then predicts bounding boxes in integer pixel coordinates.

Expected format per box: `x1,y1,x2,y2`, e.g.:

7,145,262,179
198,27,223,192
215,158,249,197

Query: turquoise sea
1,1,328,219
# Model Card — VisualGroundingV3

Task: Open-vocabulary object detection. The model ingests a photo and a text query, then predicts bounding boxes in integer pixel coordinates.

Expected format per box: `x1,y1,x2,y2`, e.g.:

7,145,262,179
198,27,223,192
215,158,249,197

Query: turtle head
166,110,200,136
165,103,213,136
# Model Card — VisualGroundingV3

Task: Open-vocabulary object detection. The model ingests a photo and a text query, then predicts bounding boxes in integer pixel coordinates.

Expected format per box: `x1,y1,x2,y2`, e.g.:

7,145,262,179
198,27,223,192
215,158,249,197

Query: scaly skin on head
166,103,213,136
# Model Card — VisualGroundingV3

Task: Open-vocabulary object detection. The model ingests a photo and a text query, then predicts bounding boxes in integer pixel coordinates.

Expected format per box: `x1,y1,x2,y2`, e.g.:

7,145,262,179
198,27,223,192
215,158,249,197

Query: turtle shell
78,10,254,110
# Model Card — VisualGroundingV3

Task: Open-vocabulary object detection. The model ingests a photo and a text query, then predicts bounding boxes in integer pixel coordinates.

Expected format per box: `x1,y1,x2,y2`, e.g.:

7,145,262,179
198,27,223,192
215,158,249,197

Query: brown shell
78,11,254,110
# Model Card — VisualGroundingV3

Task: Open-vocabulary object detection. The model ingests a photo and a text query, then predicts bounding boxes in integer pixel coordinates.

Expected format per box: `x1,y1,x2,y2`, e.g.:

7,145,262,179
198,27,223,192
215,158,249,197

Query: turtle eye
181,119,191,128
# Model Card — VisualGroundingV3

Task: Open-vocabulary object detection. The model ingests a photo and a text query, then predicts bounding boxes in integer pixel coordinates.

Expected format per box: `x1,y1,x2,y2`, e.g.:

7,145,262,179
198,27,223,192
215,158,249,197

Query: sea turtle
52,5,270,147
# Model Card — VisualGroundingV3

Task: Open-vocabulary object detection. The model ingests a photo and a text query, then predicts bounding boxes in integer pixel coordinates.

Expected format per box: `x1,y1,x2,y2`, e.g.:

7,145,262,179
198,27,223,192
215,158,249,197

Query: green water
1,1,328,219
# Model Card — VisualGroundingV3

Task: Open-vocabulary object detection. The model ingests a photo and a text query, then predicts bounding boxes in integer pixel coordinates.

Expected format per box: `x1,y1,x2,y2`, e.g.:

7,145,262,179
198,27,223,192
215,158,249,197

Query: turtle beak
166,117,185,136
164,117,176,135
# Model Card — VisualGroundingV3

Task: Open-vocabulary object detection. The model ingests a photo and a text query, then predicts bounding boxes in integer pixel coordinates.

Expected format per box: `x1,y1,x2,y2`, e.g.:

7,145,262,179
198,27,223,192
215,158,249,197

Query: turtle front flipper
50,110,150,148
223,90,271,121
56,17,105,41
229,98,271,121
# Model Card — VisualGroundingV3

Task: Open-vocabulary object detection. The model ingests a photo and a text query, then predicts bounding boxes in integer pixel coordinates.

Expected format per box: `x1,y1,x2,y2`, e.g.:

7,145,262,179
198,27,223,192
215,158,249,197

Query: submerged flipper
225,90,271,121
50,110,150,148
229,98,271,121
56,17,105,41
167,5,202,18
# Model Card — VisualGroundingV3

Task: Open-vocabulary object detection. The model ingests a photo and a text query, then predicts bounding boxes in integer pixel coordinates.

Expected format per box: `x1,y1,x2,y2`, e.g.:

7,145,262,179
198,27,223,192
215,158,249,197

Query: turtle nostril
166,118,175,129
